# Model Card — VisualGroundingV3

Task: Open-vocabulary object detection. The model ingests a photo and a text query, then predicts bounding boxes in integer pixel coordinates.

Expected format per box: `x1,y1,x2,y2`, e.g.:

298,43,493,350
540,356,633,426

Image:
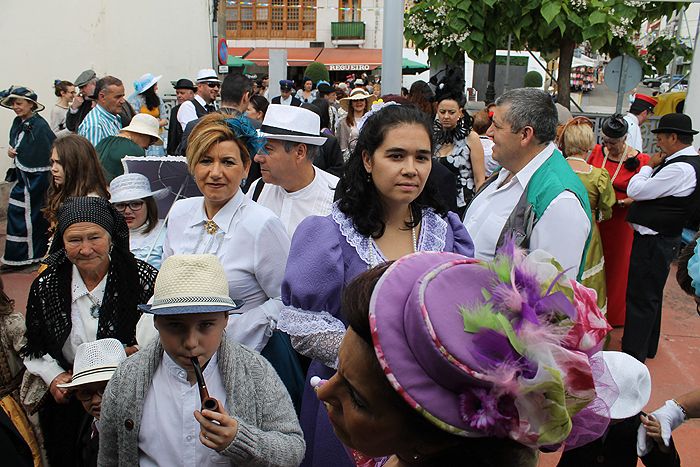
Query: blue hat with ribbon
131,73,162,98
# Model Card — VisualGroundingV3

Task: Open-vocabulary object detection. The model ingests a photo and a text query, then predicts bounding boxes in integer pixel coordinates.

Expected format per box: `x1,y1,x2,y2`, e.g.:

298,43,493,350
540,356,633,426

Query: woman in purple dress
279,103,474,466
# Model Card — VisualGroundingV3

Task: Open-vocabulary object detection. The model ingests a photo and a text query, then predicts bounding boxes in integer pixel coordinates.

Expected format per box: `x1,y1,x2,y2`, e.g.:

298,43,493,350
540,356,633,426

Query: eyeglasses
205,82,221,89
75,386,105,401
114,201,144,212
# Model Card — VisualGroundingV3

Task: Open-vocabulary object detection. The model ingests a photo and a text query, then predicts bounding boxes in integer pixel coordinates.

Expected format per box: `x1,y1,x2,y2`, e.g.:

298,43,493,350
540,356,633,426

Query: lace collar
331,203,447,266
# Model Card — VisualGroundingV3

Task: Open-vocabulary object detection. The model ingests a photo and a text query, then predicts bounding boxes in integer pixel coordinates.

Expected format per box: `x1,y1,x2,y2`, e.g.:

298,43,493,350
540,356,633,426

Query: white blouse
130,219,167,269
163,190,291,351
24,266,107,385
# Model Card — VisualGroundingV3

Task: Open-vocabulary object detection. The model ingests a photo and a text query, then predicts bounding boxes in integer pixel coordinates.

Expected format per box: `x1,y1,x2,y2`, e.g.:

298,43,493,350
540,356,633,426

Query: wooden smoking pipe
191,357,219,412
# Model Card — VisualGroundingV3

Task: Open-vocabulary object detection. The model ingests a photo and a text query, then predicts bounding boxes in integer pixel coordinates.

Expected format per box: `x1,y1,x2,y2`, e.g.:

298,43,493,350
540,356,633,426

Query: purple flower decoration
459,388,519,438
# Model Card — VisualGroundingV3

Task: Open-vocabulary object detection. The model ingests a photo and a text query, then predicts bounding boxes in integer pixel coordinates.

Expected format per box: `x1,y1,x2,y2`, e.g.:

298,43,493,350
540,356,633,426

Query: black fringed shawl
21,250,157,369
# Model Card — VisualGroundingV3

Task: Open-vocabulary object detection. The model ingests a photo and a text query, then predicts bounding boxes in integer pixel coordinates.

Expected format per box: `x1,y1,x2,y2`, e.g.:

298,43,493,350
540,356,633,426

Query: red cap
634,94,658,107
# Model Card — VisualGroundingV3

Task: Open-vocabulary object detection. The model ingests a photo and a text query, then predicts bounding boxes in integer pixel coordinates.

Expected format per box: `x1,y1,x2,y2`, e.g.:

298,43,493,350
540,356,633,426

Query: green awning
227,56,254,67
402,57,429,71
376,57,429,74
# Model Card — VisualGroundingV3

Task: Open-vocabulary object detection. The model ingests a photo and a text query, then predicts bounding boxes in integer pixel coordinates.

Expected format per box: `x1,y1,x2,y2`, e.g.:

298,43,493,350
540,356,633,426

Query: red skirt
599,205,634,326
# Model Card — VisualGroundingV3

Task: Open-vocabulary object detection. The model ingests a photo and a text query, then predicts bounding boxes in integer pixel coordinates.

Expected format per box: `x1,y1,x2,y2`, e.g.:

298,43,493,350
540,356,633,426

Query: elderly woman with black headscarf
588,114,651,328
20,196,158,467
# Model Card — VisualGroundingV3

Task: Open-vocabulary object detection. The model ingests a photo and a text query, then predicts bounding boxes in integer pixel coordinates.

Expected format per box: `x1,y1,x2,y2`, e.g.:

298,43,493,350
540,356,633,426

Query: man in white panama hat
57,338,127,467
247,104,338,237
98,254,304,466
176,68,221,131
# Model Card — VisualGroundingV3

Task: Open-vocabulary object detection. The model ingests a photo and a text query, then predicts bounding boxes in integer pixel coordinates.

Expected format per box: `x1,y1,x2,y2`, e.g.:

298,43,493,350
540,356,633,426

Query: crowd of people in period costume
1,65,699,467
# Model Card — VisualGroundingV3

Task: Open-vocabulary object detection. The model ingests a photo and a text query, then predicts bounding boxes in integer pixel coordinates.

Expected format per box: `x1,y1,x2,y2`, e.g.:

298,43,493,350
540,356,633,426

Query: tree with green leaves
405,0,682,108
304,62,330,85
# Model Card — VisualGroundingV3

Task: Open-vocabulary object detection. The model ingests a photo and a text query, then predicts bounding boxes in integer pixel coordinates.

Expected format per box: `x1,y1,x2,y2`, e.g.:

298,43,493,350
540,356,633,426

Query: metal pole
684,8,700,148
504,34,513,92
615,54,627,114
381,0,403,94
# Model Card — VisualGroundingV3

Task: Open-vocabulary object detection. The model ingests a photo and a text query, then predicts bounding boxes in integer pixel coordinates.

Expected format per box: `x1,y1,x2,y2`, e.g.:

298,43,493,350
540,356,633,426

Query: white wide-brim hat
57,338,127,388
139,254,244,315
130,73,162,99
339,88,376,112
109,172,169,204
258,104,327,146
600,351,652,419
196,68,222,84
121,113,163,145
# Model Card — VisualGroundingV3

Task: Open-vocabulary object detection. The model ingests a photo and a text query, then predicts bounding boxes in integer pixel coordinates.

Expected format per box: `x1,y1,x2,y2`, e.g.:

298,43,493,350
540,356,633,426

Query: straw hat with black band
339,88,376,113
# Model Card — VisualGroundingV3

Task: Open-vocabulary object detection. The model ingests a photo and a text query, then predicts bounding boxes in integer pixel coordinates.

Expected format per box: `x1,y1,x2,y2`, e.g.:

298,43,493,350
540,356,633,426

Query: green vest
494,149,592,280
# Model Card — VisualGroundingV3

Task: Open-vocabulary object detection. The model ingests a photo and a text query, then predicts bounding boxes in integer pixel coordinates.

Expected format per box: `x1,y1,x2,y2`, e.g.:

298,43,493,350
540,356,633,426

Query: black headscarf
21,197,157,366
47,196,129,259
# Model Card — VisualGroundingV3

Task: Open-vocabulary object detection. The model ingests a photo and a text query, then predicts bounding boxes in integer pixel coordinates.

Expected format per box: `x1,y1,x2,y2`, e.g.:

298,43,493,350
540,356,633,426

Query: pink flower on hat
563,280,611,356
458,389,519,437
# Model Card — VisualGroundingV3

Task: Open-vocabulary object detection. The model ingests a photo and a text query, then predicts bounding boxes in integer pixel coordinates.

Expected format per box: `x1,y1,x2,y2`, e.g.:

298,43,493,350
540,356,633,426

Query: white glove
636,400,686,456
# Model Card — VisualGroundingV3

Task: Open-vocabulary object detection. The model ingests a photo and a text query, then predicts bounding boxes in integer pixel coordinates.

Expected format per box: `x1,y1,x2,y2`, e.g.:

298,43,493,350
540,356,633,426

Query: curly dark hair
141,85,161,111
336,105,446,238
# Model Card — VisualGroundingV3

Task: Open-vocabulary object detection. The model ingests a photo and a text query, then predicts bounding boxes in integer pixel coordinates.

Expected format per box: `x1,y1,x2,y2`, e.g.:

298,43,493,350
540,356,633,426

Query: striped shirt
78,104,122,147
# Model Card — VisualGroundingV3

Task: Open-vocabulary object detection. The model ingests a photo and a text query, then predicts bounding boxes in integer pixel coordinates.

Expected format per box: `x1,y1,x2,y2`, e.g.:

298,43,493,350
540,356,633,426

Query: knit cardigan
98,335,305,467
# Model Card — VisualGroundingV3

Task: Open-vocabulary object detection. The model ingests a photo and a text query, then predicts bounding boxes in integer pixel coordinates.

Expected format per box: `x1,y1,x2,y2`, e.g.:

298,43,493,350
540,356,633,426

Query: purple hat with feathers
369,247,614,450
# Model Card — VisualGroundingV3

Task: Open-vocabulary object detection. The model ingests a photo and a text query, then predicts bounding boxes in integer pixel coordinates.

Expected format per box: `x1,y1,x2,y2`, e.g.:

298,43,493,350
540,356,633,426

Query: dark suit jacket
271,96,302,107
314,133,344,178
65,99,94,132
166,103,183,155
428,159,459,214
557,413,680,467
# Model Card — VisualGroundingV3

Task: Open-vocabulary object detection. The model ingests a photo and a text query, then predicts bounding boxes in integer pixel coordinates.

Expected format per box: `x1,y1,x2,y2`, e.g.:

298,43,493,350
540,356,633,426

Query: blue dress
279,203,474,467
3,114,55,265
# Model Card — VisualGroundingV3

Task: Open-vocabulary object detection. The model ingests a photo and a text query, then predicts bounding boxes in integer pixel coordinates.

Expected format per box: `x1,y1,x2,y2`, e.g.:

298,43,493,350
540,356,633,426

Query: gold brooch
204,220,219,235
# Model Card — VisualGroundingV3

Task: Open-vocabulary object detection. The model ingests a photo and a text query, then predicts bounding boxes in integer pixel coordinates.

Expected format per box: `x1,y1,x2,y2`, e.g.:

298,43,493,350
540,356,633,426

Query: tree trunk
485,56,497,104
556,38,576,109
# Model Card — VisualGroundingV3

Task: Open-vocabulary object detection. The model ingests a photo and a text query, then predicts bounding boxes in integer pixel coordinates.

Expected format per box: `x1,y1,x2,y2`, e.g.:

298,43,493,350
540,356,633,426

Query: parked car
644,74,688,88
643,74,667,88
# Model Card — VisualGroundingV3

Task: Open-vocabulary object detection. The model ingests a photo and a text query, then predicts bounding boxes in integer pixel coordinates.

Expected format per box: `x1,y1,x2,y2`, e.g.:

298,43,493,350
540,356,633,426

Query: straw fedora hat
139,254,244,315
339,88,376,112
109,173,169,204
121,114,163,145
57,339,127,388
0,86,45,112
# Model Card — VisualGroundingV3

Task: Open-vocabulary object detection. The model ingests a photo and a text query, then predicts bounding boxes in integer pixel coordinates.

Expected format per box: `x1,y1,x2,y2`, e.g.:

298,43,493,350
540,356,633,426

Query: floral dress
572,164,616,314
434,119,474,212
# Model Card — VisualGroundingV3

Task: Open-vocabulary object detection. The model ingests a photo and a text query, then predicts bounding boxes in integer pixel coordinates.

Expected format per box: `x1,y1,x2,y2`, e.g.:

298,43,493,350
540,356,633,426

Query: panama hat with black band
258,104,327,146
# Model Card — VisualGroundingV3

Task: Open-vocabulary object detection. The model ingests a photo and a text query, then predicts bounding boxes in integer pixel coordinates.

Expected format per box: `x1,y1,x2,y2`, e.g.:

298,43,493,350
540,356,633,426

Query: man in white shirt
623,113,700,362
463,88,591,280
250,104,337,237
623,93,658,152
176,68,220,131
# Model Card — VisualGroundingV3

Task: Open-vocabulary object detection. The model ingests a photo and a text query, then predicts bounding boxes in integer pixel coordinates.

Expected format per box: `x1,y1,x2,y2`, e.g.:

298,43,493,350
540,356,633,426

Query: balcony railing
331,21,365,40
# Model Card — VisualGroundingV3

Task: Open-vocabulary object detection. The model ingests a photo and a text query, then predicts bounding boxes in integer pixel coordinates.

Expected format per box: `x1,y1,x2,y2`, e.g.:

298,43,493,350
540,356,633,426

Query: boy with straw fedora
98,254,304,466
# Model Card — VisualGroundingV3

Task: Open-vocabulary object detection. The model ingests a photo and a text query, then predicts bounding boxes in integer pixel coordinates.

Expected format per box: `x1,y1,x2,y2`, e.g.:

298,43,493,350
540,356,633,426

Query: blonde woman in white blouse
161,112,303,405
